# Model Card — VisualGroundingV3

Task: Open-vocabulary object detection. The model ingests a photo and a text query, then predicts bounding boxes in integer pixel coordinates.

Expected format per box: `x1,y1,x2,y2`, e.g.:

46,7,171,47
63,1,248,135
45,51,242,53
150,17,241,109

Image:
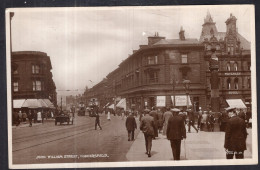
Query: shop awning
42,99,55,109
38,99,49,108
226,99,247,109
174,95,192,107
22,99,42,108
116,98,126,110
13,99,26,108
108,104,114,109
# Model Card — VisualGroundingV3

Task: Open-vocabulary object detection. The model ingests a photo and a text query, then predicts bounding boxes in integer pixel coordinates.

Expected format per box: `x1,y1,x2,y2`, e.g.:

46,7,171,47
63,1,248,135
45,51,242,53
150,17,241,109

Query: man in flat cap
224,108,248,159
140,108,155,157
167,108,186,160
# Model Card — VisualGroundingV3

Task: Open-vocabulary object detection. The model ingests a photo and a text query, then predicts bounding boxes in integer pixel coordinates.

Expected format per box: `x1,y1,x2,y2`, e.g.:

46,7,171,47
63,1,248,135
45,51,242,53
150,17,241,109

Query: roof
153,38,200,45
200,32,250,50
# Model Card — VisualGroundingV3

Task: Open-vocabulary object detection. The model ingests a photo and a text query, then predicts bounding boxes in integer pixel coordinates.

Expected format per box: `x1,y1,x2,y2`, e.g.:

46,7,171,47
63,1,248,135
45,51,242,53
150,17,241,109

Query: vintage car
55,112,74,125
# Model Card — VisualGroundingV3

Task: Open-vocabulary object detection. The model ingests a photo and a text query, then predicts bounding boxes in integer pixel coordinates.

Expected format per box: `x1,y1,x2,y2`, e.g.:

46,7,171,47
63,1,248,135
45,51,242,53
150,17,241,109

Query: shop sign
224,72,241,76
156,96,166,107
228,91,239,94
175,95,192,106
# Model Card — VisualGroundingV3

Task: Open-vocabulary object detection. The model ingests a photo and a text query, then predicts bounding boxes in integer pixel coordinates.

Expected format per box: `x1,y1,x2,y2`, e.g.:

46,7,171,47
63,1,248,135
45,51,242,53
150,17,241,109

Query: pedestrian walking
224,108,248,159
27,110,33,127
157,108,164,133
187,109,198,133
162,107,173,136
197,108,203,130
95,112,102,130
22,111,27,122
13,111,20,126
200,111,208,131
140,109,155,158
149,107,159,139
107,110,111,121
166,108,186,161
207,111,215,132
18,111,22,123
125,112,137,141
37,110,42,123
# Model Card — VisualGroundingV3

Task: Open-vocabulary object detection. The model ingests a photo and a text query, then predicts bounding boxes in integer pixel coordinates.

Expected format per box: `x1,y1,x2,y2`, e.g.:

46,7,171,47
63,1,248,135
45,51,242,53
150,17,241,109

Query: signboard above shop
156,96,166,107
174,95,192,106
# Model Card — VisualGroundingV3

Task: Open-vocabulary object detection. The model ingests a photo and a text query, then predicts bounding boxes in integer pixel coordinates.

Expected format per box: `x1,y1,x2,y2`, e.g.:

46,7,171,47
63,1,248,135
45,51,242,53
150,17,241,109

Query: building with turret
84,12,251,112
200,12,251,110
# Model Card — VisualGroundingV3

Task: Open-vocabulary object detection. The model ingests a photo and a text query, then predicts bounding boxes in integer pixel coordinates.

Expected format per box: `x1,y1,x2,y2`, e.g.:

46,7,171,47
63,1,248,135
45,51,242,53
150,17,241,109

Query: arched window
226,62,231,71
234,78,239,89
227,78,231,89
234,62,238,71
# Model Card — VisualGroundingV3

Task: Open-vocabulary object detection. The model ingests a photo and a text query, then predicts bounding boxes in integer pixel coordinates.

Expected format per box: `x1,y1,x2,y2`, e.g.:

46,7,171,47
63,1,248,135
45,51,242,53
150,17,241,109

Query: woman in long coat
162,108,173,136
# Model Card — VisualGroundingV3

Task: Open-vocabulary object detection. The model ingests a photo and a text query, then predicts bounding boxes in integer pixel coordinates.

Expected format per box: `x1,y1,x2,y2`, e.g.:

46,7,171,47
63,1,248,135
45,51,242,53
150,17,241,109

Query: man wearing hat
224,108,247,159
187,109,198,133
149,107,159,139
140,108,155,157
167,108,186,160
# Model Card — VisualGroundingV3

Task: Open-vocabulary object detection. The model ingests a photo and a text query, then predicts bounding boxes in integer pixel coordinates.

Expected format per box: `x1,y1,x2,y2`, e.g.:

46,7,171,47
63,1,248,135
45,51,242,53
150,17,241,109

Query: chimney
147,32,165,45
179,26,185,40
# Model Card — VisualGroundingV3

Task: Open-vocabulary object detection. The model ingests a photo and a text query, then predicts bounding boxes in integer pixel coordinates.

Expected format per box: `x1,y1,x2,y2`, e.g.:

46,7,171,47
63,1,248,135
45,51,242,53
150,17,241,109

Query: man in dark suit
149,107,159,139
95,112,102,130
167,108,186,160
140,109,155,157
224,108,248,159
126,112,137,141
187,109,198,133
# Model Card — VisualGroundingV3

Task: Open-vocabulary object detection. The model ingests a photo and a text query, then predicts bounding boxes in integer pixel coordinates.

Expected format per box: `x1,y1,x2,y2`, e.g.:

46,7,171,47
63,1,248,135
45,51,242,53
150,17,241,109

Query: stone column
209,48,220,112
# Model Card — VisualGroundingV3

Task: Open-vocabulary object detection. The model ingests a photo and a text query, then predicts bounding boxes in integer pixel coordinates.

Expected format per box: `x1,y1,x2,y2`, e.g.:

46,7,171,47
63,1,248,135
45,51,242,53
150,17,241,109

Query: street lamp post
183,79,191,110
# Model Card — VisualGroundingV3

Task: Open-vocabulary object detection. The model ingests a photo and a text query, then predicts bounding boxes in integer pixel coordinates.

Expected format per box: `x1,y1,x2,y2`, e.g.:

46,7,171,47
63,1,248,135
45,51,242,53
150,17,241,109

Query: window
207,45,211,51
13,81,18,92
32,64,40,74
33,80,41,91
234,78,239,89
247,77,251,89
148,71,158,83
234,62,238,71
216,45,220,50
227,78,231,89
226,62,231,71
181,54,188,63
247,62,251,71
148,56,158,65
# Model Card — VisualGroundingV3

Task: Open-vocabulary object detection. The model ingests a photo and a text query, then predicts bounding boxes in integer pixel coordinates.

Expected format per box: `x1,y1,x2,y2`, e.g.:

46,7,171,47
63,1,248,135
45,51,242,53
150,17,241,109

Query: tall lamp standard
183,79,191,110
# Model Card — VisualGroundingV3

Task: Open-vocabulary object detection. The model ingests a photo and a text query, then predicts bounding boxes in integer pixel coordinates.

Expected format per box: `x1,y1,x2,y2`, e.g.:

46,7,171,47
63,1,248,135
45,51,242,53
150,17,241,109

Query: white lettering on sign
228,91,239,94
224,72,241,76
156,96,166,107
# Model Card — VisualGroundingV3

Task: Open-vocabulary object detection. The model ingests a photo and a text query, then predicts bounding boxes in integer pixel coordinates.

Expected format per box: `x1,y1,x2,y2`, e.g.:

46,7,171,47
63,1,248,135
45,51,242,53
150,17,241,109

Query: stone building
11,51,57,106
200,12,251,109
85,12,251,112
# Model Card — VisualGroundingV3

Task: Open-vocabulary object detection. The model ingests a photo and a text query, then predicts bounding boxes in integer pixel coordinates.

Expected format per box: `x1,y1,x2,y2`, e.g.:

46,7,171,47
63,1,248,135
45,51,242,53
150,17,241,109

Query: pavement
12,119,55,128
126,125,252,161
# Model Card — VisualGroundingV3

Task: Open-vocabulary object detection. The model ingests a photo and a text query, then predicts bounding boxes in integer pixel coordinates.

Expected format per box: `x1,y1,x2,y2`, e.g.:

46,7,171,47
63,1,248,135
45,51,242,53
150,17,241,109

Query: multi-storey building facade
85,12,251,112
86,29,206,111
201,13,251,109
11,51,57,106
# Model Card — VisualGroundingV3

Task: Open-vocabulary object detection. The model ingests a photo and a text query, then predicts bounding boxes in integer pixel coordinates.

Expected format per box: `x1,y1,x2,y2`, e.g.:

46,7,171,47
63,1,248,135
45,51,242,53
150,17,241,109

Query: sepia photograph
6,5,257,169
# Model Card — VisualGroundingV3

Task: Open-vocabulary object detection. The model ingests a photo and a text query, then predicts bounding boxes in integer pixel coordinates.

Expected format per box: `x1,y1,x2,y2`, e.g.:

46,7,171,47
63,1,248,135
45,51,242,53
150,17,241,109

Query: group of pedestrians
138,106,249,160
13,109,55,127
139,107,186,159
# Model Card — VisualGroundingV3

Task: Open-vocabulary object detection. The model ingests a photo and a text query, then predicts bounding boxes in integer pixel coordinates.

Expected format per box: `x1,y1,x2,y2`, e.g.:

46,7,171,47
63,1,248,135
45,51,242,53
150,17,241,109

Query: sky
10,5,253,99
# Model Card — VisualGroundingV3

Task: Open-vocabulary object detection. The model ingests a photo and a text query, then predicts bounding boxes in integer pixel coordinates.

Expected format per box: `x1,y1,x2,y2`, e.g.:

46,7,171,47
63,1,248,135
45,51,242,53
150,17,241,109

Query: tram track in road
12,116,97,141
12,121,92,144
12,120,111,152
